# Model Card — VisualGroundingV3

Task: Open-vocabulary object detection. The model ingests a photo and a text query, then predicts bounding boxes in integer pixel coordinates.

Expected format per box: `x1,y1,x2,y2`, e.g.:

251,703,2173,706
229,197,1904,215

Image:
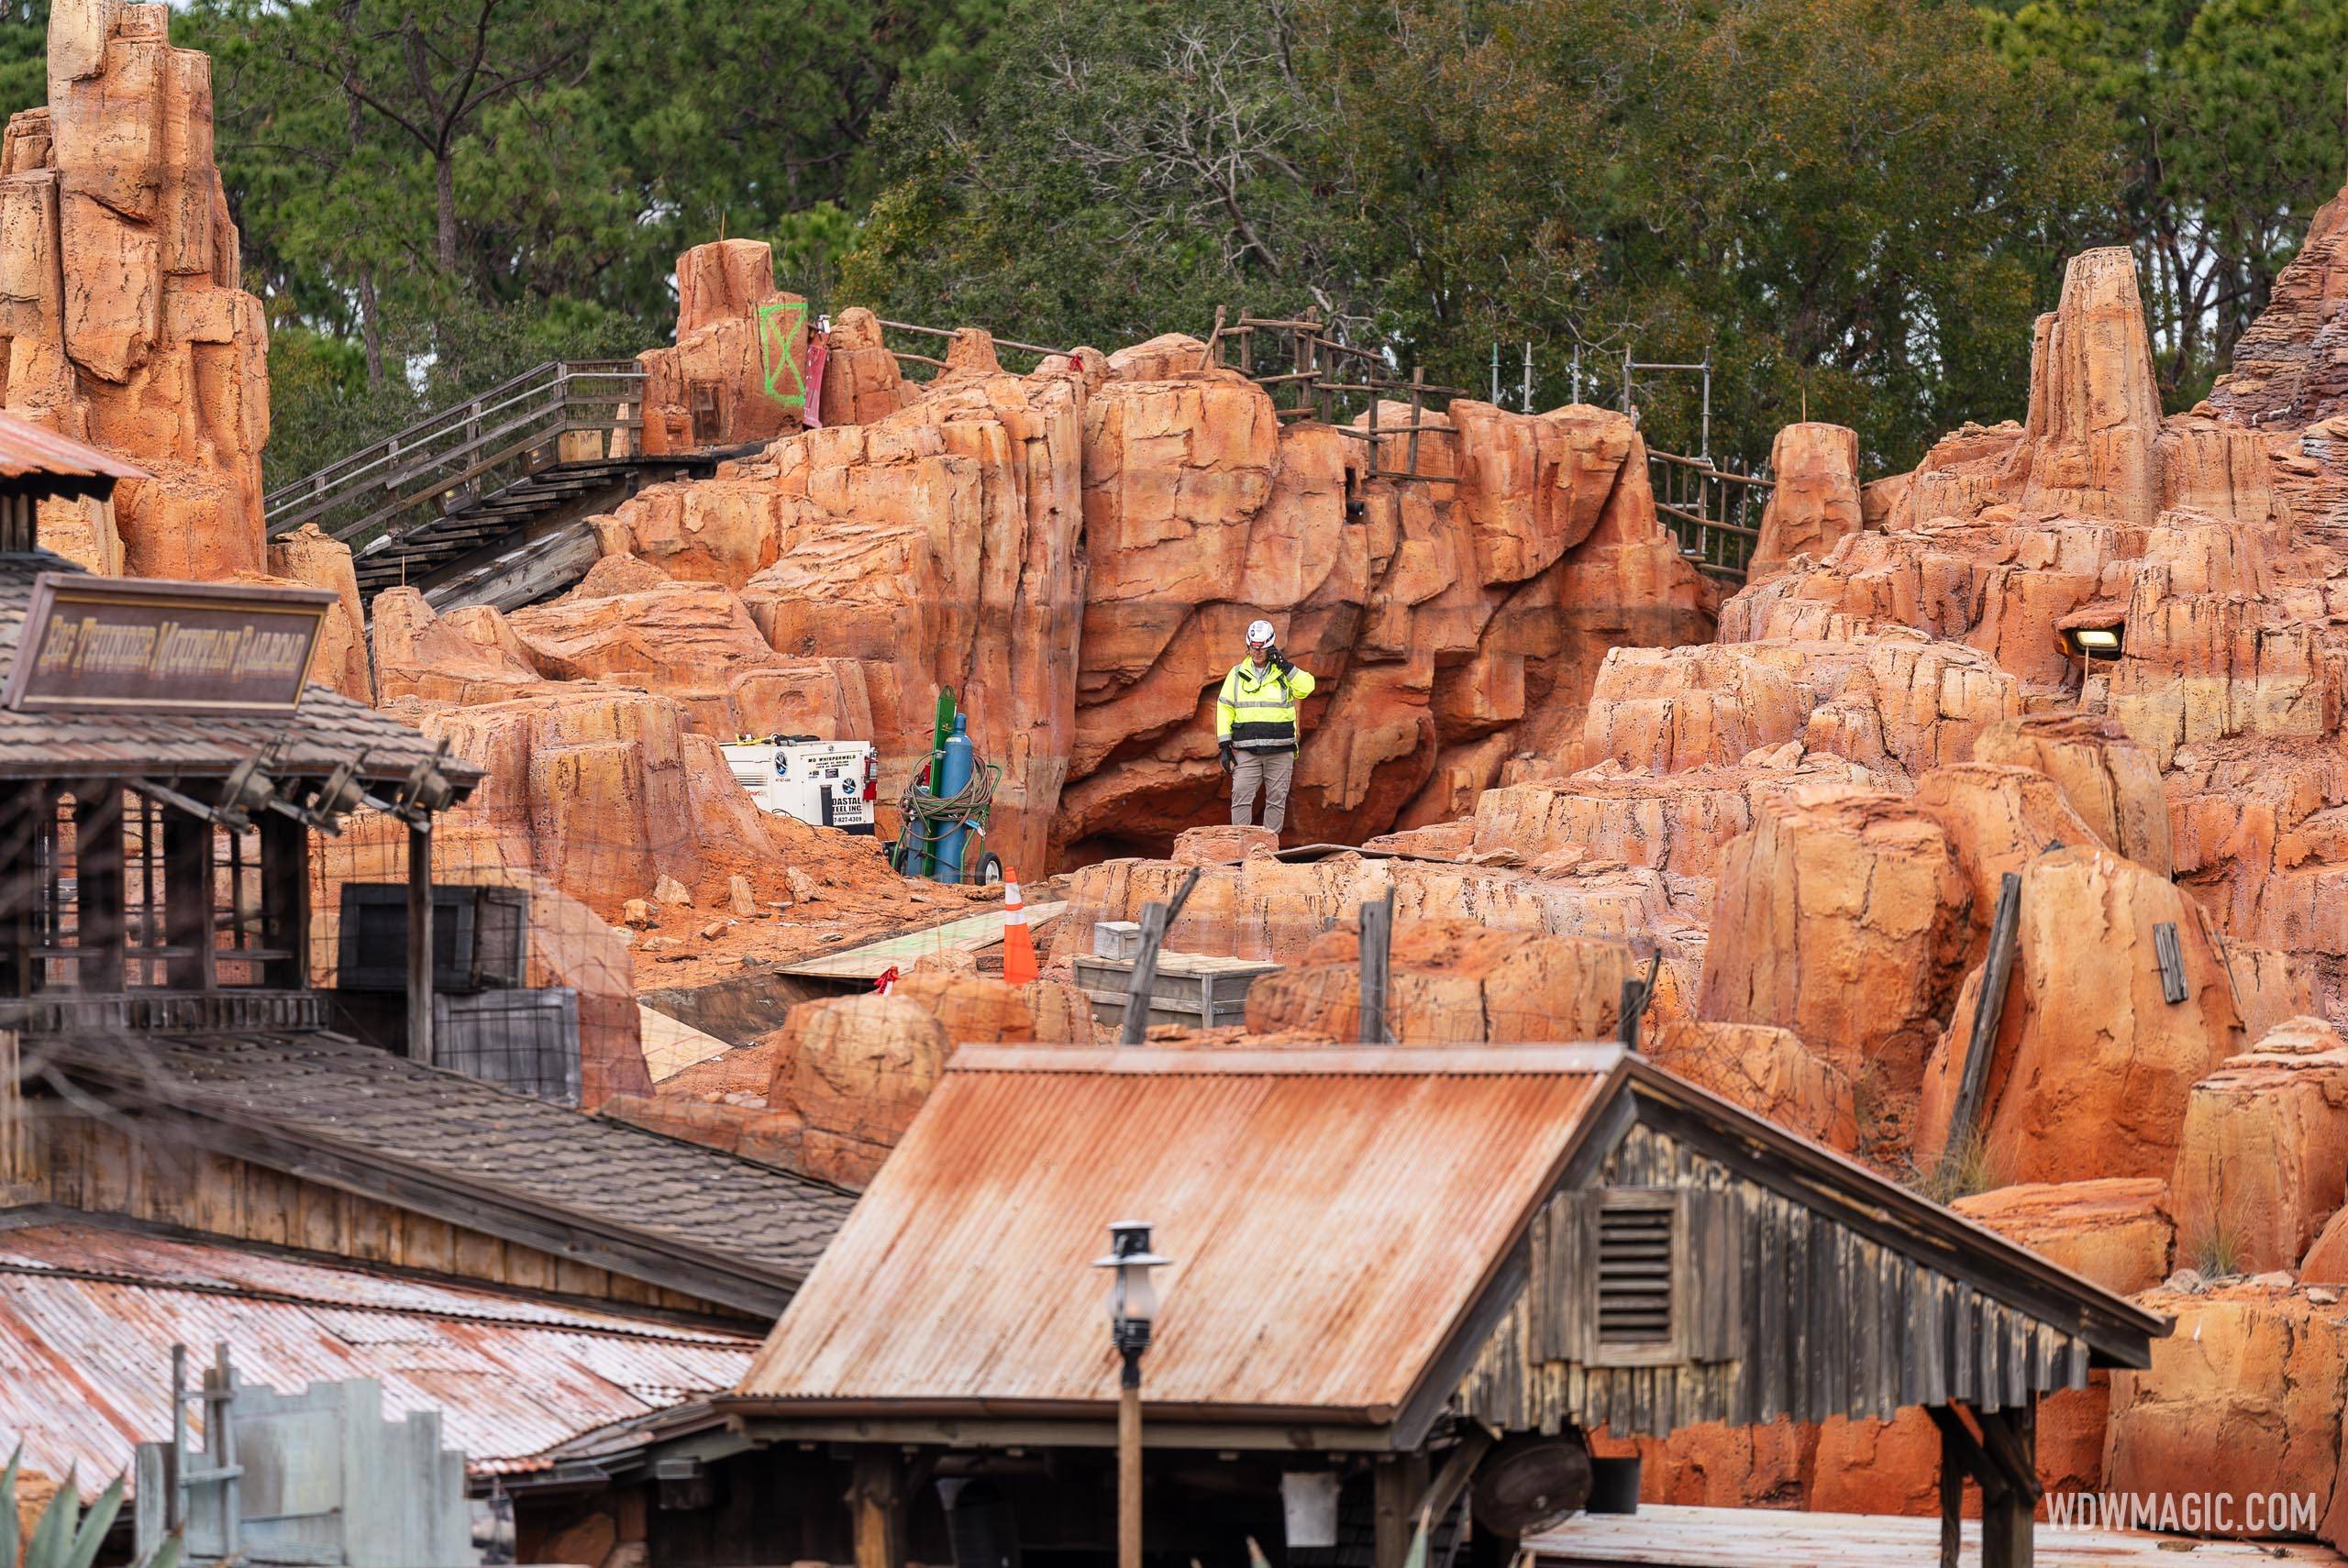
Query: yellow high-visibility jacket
1215,658,1316,752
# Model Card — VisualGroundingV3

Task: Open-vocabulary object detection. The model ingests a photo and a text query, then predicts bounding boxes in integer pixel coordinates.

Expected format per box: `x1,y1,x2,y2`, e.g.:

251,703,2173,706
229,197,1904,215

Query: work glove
1219,740,1235,773
1270,647,1294,678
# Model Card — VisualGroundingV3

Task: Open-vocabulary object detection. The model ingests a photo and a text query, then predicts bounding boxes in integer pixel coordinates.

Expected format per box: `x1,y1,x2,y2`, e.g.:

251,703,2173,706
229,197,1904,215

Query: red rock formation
1949,1178,2176,1295
1697,790,1973,1103
636,239,806,455
2171,1016,2348,1274
1590,1419,1816,1509
1910,763,2099,923
265,523,372,701
1916,846,2243,1182
1970,712,2170,873
817,306,911,427
1645,1019,1858,1151
598,362,1086,879
2300,1204,2348,1282
1052,850,1701,968
1242,917,1680,1043
504,566,874,740
1747,423,1864,580
0,0,267,579
1054,377,1715,852
2105,1283,2348,1548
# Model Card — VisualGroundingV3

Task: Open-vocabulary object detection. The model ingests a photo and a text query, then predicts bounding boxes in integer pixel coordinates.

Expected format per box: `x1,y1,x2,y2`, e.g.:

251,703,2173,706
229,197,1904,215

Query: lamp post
1094,1220,1168,1568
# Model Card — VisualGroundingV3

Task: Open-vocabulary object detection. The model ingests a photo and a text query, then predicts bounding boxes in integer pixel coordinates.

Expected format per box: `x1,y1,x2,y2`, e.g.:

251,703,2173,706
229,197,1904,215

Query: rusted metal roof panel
0,1221,756,1493
0,414,148,483
737,1046,1616,1419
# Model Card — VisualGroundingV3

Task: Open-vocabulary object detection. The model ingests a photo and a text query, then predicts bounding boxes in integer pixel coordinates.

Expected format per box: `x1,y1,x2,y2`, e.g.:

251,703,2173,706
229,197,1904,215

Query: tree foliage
1987,0,2348,404
850,0,2114,468
0,0,2339,476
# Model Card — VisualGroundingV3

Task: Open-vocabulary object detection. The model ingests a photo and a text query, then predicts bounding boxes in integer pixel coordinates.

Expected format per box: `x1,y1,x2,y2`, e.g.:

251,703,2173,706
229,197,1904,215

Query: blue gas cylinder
934,712,975,882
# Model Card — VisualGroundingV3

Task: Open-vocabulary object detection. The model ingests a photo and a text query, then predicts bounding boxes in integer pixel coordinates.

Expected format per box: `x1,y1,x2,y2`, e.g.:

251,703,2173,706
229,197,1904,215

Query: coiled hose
892,756,998,874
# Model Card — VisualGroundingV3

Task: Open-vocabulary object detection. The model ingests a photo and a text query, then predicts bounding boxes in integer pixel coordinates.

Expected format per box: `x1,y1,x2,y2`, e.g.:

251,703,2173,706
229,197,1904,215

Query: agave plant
0,1448,183,1568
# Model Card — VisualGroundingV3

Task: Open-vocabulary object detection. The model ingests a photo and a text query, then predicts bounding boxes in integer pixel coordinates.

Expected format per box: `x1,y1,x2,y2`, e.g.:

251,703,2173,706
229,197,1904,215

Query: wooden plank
1948,871,2023,1152
776,904,1066,979
1528,1502,2344,1567
1359,892,1392,1044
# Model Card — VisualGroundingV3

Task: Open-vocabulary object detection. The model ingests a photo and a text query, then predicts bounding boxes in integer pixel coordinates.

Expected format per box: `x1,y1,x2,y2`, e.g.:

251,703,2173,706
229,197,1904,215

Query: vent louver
1596,1202,1675,1346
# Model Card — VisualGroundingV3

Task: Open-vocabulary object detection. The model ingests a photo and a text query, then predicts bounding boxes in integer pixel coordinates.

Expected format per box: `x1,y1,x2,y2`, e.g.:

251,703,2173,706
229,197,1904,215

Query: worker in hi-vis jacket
1216,619,1316,834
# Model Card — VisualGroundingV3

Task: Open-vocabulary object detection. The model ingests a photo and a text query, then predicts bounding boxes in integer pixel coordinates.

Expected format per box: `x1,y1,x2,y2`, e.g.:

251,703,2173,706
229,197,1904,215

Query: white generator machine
721,734,878,834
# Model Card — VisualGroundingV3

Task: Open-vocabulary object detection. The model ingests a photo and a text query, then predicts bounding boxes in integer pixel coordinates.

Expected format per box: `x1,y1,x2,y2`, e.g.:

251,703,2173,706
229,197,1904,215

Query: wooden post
1927,1400,2038,1568
406,821,434,1066
1947,872,2022,1154
1406,365,1425,478
1119,867,1202,1046
1977,1397,2039,1568
848,1451,904,1568
1936,1405,1966,1568
162,800,215,993
73,782,126,994
1371,1454,1430,1568
1359,891,1393,1044
1,786,43,998
259,811,310,992
1118,1374,1143,1568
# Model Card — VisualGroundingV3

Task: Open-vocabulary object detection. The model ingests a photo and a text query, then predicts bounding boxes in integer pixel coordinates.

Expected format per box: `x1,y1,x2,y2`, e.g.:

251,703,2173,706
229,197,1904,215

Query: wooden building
0,415,858,1558
725,1045,2167,1568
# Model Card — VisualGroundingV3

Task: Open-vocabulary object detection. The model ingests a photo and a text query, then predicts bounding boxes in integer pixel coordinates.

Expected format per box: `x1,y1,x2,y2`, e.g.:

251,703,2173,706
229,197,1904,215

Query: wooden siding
23,1111,732,1320
1457,1121,2093,1439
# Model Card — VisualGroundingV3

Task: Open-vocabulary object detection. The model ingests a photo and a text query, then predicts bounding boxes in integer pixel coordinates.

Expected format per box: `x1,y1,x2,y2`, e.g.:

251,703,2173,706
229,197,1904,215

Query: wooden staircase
263,360,723,613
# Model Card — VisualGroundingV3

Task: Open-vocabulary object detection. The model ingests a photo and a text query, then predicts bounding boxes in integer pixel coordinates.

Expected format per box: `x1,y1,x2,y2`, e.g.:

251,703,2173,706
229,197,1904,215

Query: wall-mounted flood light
2061,624,2123,657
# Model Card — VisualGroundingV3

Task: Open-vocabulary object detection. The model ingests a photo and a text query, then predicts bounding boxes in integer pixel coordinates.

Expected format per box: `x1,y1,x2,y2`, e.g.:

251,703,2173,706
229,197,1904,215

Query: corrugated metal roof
736,1046,1617,1422
0,1220,756,1493
0,413,148,484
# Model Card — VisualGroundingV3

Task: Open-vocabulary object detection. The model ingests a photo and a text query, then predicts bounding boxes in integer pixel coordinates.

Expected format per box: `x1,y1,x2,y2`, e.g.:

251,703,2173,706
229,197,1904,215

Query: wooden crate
1071,951,1282,1032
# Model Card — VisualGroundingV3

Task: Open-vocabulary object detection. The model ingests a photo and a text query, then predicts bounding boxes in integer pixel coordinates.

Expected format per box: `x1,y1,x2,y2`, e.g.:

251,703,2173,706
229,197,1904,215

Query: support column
258,811,309,991
1933,1406,1975,1568
72,782,125,994
1926,1400,2039,1568
1371,1453,1431,1568
161,801,215,992
0,785,44,997
1977,1397,2039,1568
406,821,433,1066
848,1450,903,1568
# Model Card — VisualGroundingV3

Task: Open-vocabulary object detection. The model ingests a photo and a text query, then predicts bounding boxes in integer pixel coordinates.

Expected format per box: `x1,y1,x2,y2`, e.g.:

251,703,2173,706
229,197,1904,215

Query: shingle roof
31,1031,856,1313
0,551,477,785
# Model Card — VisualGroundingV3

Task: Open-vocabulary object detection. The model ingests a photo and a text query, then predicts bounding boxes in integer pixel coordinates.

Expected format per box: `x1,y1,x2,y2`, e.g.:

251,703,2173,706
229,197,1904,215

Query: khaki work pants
1230,747,1296,833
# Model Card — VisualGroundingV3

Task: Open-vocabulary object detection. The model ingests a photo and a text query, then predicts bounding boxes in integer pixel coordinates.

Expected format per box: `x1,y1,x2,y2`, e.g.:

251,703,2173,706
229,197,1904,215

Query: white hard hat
1246,619,1276,647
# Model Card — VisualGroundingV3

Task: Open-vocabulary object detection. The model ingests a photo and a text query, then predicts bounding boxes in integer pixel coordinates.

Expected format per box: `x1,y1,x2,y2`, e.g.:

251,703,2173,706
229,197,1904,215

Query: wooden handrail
263,359,649,546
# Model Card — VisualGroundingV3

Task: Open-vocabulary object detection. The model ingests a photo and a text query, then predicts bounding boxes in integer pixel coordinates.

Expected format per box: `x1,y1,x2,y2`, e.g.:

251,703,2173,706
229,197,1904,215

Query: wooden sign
4,573,332,713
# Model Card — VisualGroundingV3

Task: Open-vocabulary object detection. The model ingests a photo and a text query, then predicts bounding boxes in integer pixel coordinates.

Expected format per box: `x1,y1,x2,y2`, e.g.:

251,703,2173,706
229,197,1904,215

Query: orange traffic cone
1001,869,1040,986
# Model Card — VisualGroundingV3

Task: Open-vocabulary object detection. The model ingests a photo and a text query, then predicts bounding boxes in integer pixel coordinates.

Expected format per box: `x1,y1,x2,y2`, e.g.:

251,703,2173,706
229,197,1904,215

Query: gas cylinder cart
885,687,1005,885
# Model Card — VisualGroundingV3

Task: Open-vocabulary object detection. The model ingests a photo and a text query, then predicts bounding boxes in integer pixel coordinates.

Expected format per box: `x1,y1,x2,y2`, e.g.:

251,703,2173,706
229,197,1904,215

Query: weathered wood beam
1947,872,2023,1153
1371,1452,1431,1568
1923,1404,2008,1505
849,1450,905,1568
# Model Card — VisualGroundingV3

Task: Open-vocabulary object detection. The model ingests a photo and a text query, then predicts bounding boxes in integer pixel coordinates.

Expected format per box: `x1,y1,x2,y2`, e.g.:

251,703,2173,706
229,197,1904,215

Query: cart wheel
974,852,1003,887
